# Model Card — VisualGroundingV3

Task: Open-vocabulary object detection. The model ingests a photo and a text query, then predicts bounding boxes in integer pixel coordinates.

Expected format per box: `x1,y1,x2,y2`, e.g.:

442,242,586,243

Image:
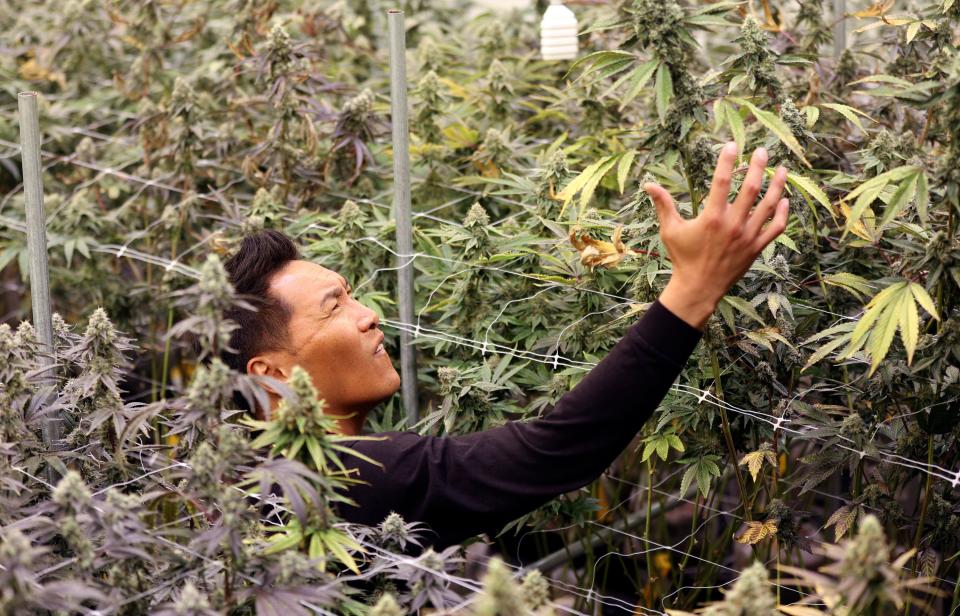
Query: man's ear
247,354,291,395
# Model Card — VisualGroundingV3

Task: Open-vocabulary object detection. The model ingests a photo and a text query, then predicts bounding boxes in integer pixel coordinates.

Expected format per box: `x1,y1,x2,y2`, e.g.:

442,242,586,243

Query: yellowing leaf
840,280,940,375
820,103,874,131
852,0,895,18
569,224,644,269
736,519,778,544
739,443,777,481
822,272,876,301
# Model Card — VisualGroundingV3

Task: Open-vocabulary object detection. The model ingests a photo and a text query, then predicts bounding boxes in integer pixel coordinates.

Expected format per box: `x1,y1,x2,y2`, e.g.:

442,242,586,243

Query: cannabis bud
186,358,233,417
370,593,404,616
169,77,197,116
839,413,867,440
437,366,460,395
839,514,891,581
268,23,292,57
474,557,525,616
172,581,213,614
52,470,93,514
520,569,550,610
337,199,368,232
198,254,234,307
274,367,333,435
703,561,777,615
343,88,374,118
463,203,491,229
417,38,445,74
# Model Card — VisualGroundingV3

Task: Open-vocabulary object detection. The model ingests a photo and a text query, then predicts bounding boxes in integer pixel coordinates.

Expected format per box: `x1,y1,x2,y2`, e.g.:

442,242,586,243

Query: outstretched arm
338,144,789,547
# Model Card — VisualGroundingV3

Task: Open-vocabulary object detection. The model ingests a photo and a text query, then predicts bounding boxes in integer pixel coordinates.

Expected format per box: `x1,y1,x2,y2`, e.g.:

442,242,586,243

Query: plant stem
645,458,655,584
712,350,752,521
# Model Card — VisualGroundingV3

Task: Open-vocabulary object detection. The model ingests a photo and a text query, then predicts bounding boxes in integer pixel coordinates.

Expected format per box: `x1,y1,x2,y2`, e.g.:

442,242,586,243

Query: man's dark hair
223,230,300,374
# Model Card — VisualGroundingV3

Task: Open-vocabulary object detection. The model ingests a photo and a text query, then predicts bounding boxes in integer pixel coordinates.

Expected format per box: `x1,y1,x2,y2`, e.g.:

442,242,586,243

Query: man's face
262,259,401,418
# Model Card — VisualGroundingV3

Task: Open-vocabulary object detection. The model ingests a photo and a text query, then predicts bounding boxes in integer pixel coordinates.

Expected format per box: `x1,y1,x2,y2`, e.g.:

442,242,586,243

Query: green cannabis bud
474,557,526,616
463,202,491,229
171,581,213,614
369,593,404,616
702,561,777,615
839,514,891,581
52,470,93,513
733,16,783,101
343,88,374,119
520,569,550,610
632,0,686,62
413,70,445,144
417,38,446,74
186,358,233,418
268,23,292,58
275,366,335,435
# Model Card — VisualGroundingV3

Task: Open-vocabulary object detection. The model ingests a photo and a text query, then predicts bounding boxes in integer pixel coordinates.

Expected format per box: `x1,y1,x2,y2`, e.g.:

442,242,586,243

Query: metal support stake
387,10,419,424
18,92,60,447
833,0,847,60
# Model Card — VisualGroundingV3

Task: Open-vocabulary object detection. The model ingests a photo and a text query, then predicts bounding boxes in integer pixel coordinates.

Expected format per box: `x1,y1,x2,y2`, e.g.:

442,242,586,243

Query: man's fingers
745,166,788,238
705,142,738,214
732,147,769,220
754,198,790,250
644,182,681,231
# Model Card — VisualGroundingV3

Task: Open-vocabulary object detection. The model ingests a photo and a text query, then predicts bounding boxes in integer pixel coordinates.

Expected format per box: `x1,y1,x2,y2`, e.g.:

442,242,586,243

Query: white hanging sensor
540,0,578,61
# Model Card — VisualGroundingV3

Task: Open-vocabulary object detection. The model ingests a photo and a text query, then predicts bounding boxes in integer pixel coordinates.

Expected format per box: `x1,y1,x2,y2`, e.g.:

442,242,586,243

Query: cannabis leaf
569,224,646,269
839,165,926,238
679,455,722,498
640,430,685,463
839,280,940,374
739,443,777,482
824,504,863,542
727,97,811,167
736,519,778,545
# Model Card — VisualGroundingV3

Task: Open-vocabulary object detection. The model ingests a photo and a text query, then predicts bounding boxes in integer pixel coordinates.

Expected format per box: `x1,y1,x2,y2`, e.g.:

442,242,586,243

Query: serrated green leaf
876,171,918,231
822,272,875,300
820,103,873,130
680,465,697,497
713,98,728,131
909,283,940,320
730,98,810,167
802,334,853,372
899,290,919,363
616,150,637,194
655,62,673,122
724,101,746,154
785,170,834,222
721,295,765,325
567,50,634,79
579,155,621,209
916,171,929,223
618,59,659,110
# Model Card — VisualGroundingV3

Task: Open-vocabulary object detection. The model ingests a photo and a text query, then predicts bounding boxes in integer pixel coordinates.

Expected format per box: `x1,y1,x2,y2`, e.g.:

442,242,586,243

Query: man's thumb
643,182,679,229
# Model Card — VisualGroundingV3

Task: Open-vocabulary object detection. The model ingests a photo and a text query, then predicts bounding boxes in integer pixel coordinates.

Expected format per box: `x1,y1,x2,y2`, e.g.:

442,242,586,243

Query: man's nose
356,299,380,330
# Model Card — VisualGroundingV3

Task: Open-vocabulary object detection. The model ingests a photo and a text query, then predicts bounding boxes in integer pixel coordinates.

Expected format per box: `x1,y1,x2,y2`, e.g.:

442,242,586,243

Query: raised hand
644,142,790,331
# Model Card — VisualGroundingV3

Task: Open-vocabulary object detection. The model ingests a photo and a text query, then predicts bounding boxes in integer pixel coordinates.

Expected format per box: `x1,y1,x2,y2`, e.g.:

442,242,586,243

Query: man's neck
334,412,365,436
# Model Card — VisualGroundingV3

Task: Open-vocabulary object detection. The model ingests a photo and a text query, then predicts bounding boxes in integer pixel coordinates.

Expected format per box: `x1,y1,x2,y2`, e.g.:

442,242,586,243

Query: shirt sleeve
336,299,703,548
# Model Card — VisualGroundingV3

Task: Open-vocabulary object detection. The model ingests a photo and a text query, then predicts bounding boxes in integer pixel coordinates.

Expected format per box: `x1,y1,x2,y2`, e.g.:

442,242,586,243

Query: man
224,143,790,548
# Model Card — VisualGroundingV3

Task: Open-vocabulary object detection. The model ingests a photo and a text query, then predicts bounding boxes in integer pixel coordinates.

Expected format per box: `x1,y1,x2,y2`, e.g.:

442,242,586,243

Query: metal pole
18,92,60,446
387,10,419,424
833,0,847,60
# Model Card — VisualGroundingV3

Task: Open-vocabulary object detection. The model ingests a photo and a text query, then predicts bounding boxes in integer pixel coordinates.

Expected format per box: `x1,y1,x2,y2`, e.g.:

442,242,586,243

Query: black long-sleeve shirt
336,299,703,548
